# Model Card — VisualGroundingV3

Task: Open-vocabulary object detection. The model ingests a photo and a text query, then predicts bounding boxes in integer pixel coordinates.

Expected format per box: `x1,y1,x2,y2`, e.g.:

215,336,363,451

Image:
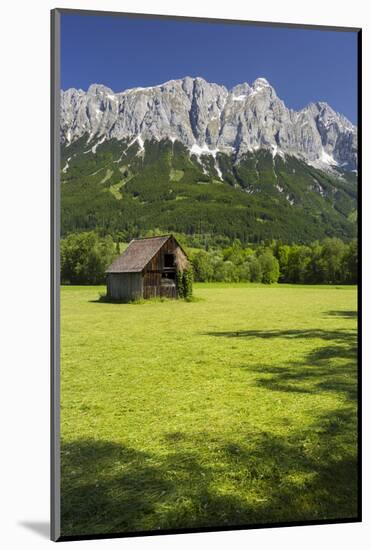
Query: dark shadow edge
57,516,361,542
19,521,50,539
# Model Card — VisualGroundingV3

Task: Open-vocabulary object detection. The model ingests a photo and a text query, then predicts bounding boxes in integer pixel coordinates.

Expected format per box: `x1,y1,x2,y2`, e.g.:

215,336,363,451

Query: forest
60,231,357,286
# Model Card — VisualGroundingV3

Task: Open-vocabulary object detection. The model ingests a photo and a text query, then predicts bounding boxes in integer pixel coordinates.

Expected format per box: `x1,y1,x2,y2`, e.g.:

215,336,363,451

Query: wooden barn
106,235,189,301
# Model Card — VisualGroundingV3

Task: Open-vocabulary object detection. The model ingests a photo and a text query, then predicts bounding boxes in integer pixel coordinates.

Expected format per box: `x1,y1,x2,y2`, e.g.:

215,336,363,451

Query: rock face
61,76,357,171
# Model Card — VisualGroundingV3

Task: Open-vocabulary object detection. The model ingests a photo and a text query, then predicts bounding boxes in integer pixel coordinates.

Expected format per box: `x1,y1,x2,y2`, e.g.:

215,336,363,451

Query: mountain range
60,76,358,244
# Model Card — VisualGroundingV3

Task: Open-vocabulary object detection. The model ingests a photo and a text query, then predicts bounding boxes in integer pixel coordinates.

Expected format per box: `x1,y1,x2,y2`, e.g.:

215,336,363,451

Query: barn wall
107,273,143,300
142,272,177,299
142,237,184,299
143,271,162,299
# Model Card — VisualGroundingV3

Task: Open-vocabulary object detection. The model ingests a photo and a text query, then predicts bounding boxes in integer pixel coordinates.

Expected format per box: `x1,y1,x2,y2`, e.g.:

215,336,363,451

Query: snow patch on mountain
321,149,338,166
190,143,219,158
91,136,106,154
215,160,223,180
233,94,248,102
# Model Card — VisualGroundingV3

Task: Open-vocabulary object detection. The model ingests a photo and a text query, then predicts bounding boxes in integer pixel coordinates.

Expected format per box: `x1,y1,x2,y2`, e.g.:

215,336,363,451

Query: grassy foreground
60,283,358,537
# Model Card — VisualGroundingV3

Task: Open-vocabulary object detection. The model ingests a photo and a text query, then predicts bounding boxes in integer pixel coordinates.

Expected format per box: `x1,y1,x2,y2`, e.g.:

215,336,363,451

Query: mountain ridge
61,76,357,173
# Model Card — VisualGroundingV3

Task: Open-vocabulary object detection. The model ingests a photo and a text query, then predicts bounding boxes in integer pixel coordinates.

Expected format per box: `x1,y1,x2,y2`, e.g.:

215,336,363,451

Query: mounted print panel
51,8,361,542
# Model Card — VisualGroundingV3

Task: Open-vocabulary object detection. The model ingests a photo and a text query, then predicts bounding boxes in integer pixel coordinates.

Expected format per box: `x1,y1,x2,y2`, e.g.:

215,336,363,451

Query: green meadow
60,283,358,537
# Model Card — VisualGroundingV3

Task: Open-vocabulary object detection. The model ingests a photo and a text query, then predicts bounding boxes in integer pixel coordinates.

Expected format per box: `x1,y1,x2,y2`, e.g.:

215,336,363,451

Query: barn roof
106,235,172,273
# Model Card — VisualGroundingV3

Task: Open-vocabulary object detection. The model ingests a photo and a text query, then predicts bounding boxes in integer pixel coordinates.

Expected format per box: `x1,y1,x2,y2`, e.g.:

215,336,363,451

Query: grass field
60,283,358,537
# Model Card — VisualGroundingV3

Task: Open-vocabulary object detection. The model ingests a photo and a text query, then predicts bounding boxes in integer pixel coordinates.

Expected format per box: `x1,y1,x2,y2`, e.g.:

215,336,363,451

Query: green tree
342,239,358,283
276,244,291,282
287,245,312,283
191,250,214,282
259,251,280,284
61,232,116,284
213,260,239,282
247,256,262,283
222,239,244,265
306,241,324,283
319,238,346,283
238,261,251,282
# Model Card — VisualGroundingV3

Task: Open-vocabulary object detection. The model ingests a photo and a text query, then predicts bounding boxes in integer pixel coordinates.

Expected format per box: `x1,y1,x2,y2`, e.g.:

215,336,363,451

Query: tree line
190,238,357,284
60,231,357,286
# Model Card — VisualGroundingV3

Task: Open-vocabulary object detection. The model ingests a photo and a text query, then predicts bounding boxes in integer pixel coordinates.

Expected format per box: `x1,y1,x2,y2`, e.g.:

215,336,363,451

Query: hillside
61,135,357,243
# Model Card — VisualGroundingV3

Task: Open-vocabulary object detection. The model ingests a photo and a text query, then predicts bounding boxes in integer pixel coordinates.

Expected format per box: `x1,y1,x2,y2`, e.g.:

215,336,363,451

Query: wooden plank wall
143,282,176,299
107,273,143,300
143,272,161,299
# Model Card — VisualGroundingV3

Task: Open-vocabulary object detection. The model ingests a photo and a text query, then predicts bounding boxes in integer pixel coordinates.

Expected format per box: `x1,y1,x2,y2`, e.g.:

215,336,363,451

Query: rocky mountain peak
87,83,114,96
252,77,271,88
60,76,357,171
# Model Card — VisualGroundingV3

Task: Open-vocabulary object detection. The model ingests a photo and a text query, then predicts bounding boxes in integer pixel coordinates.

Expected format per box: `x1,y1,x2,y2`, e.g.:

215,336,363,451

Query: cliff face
61,76,357,171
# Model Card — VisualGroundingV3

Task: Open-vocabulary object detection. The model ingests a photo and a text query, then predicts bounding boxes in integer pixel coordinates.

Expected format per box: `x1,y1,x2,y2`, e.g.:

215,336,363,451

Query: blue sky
61,13,358,123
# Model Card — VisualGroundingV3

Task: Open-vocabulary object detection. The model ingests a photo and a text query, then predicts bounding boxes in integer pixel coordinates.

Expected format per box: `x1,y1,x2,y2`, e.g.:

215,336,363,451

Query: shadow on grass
60,321,358,537
89,297,203,305
205,328,357,400
89,294,142,305
61,405,358,538
205,328,356,342
325,311,357,319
